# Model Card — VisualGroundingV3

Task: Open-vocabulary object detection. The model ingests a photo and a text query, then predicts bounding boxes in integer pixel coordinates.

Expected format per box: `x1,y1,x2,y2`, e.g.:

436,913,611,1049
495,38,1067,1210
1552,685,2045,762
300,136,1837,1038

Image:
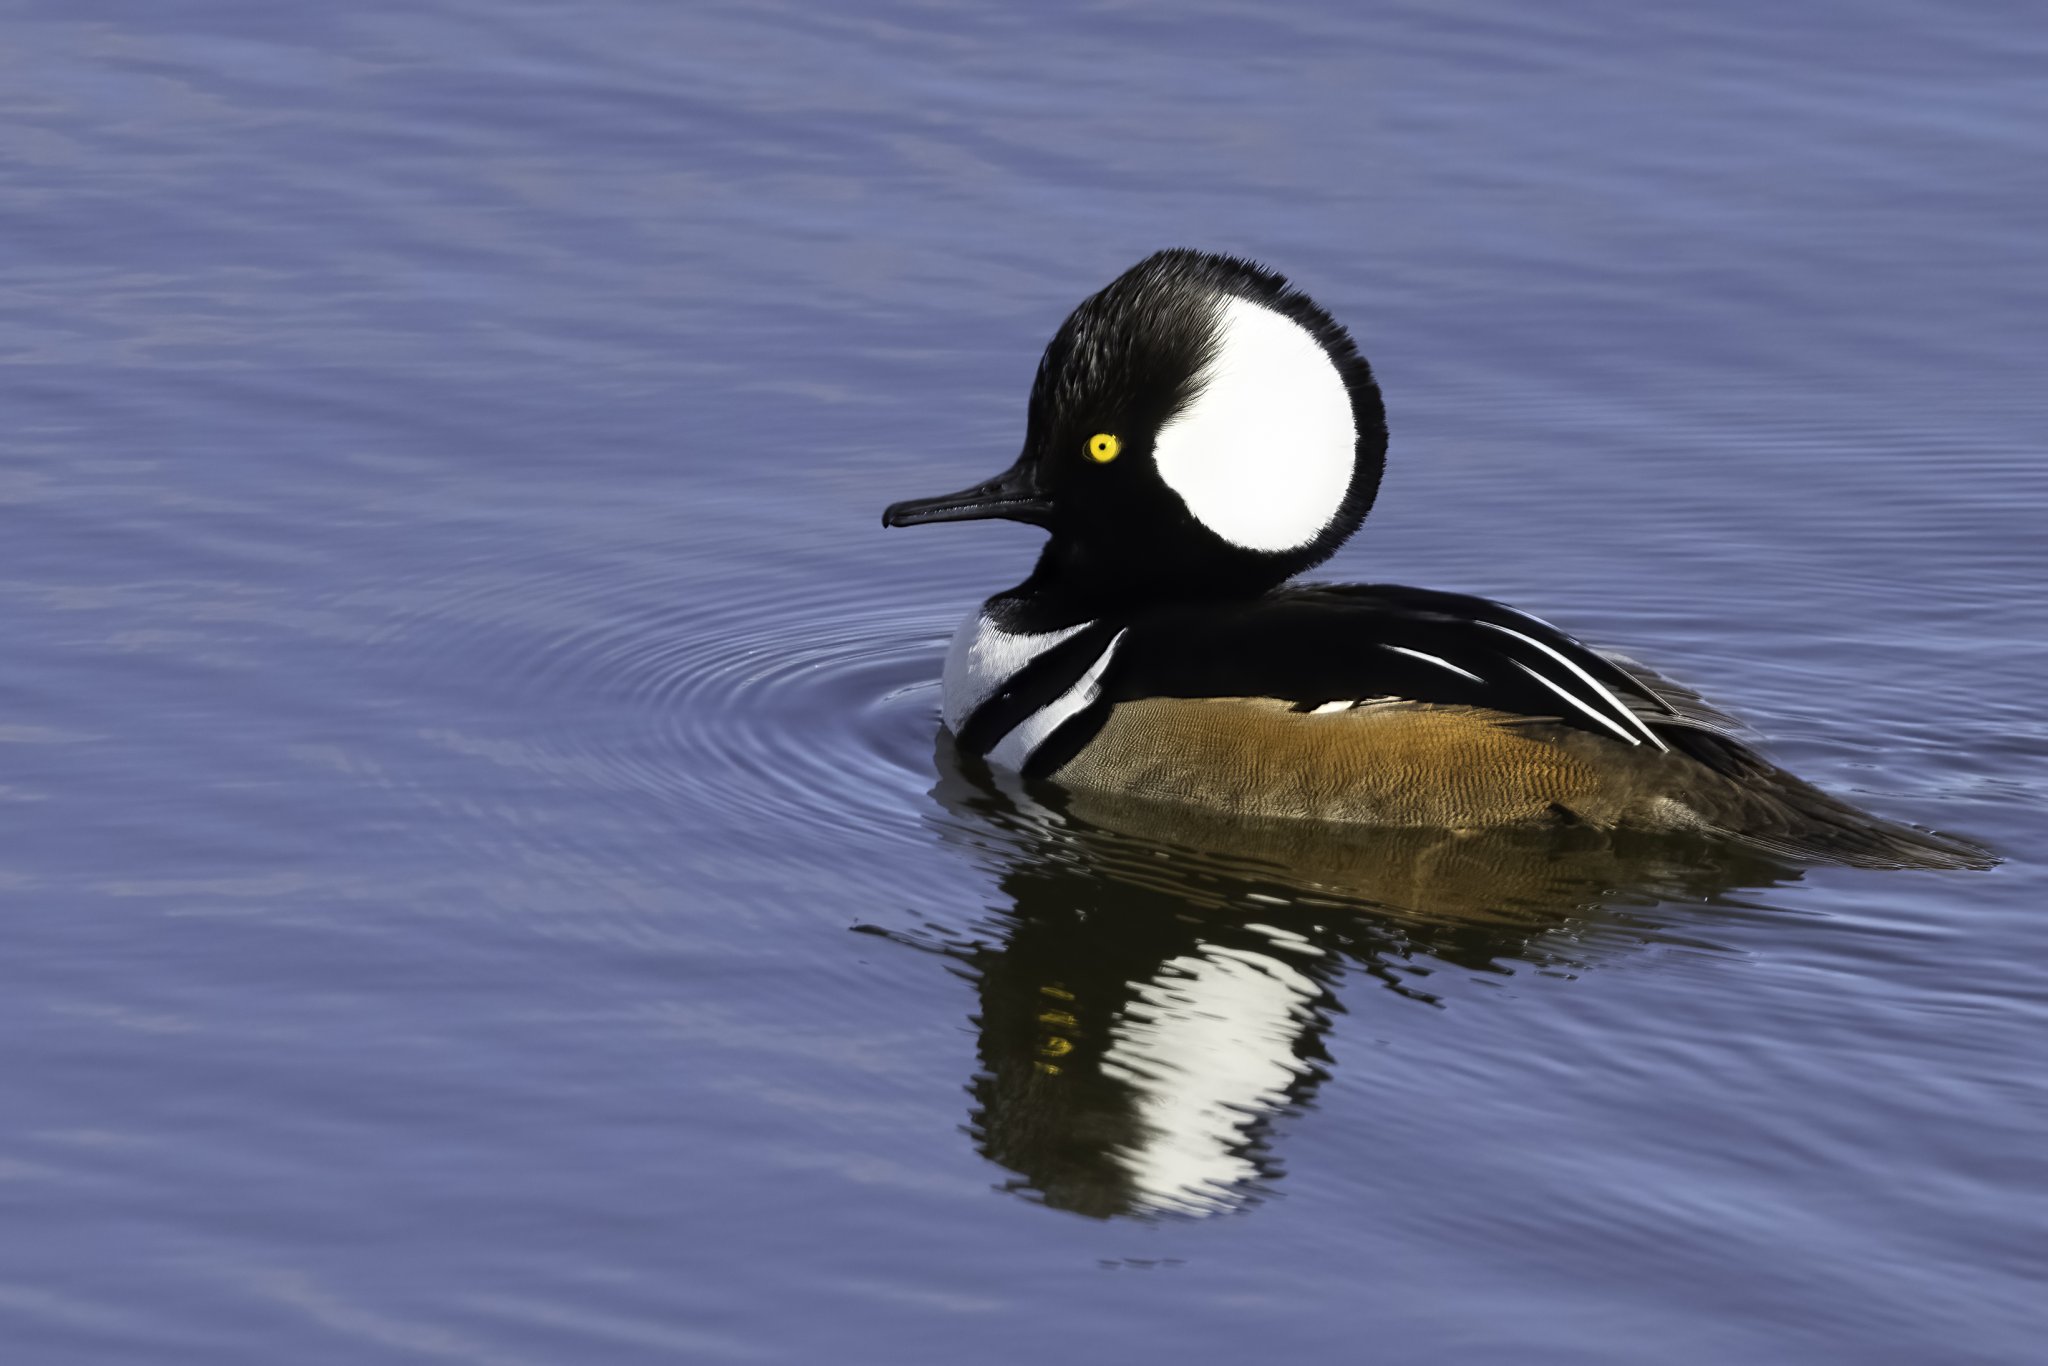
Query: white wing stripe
1381,644,1484,684
1479,621,1669,751
1510,661,1645,747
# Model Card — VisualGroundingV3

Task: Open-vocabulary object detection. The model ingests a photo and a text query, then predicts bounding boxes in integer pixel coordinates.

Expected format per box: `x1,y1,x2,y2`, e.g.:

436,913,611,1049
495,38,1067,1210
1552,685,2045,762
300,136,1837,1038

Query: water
2,2,2043,1361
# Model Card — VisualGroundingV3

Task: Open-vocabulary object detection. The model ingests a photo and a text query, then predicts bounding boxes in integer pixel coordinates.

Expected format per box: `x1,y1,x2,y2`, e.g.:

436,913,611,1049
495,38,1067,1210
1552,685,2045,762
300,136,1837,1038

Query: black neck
992,537,1294,633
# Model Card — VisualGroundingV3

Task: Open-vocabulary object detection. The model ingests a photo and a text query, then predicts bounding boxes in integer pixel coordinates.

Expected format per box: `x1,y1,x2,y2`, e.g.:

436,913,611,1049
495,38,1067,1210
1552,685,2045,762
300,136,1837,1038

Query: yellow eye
1086,432,1121,463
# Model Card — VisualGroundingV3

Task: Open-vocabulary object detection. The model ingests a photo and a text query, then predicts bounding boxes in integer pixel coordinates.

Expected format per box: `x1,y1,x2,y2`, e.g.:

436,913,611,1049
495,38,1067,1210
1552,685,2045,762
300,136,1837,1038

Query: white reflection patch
1098,933,1322,1216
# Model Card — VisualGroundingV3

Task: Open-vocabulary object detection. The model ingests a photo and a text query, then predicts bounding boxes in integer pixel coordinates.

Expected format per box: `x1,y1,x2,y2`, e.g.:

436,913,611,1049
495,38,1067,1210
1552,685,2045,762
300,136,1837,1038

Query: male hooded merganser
883,250,1990,870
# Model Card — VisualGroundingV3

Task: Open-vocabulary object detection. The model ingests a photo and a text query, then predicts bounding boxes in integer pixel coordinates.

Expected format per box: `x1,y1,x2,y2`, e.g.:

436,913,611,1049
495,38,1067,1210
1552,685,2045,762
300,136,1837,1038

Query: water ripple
373,541,955,881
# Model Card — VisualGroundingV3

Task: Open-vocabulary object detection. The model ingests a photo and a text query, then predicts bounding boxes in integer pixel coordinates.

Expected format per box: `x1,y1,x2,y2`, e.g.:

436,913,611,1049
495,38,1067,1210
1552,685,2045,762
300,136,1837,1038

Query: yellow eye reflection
1086,432,1122,463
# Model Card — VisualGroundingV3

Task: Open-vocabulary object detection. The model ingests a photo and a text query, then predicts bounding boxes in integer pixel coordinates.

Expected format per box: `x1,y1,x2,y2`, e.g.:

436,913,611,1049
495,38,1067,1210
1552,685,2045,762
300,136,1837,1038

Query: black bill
882,461,1052,529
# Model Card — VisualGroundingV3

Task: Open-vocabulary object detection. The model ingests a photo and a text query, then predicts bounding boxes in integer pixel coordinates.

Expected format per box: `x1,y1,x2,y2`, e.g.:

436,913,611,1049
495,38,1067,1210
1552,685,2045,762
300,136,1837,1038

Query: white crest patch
1151,295,1356,553
940,608,1091,732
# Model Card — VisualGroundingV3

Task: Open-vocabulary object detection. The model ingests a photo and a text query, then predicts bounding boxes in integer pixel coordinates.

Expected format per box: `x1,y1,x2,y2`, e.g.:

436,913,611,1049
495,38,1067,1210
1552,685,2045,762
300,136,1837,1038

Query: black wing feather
985,584,1712,779
1093,583,1674,748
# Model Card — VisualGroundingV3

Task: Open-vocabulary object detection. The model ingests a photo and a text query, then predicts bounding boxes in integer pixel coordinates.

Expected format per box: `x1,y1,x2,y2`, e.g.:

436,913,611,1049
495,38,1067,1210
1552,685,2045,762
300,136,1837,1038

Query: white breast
984,628,1127,772
940,607,1092,734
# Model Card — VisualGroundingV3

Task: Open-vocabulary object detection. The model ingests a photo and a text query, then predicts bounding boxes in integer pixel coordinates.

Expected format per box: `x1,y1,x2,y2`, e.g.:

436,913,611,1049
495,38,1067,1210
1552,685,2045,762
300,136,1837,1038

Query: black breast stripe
1019,696,1115,779
955,621,1126,759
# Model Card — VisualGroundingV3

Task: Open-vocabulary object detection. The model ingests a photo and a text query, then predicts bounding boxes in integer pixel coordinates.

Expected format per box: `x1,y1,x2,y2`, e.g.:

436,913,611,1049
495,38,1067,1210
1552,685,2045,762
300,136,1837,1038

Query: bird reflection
872,735,1804,1220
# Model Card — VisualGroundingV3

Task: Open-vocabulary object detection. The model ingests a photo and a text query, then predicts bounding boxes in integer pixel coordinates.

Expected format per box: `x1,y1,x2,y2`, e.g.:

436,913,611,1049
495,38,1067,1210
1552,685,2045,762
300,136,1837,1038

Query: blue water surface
1,3,2043,1362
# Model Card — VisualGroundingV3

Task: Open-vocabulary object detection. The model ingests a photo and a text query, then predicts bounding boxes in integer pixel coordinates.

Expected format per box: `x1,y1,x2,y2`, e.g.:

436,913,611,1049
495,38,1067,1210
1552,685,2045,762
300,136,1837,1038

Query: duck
882,249,1991,870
